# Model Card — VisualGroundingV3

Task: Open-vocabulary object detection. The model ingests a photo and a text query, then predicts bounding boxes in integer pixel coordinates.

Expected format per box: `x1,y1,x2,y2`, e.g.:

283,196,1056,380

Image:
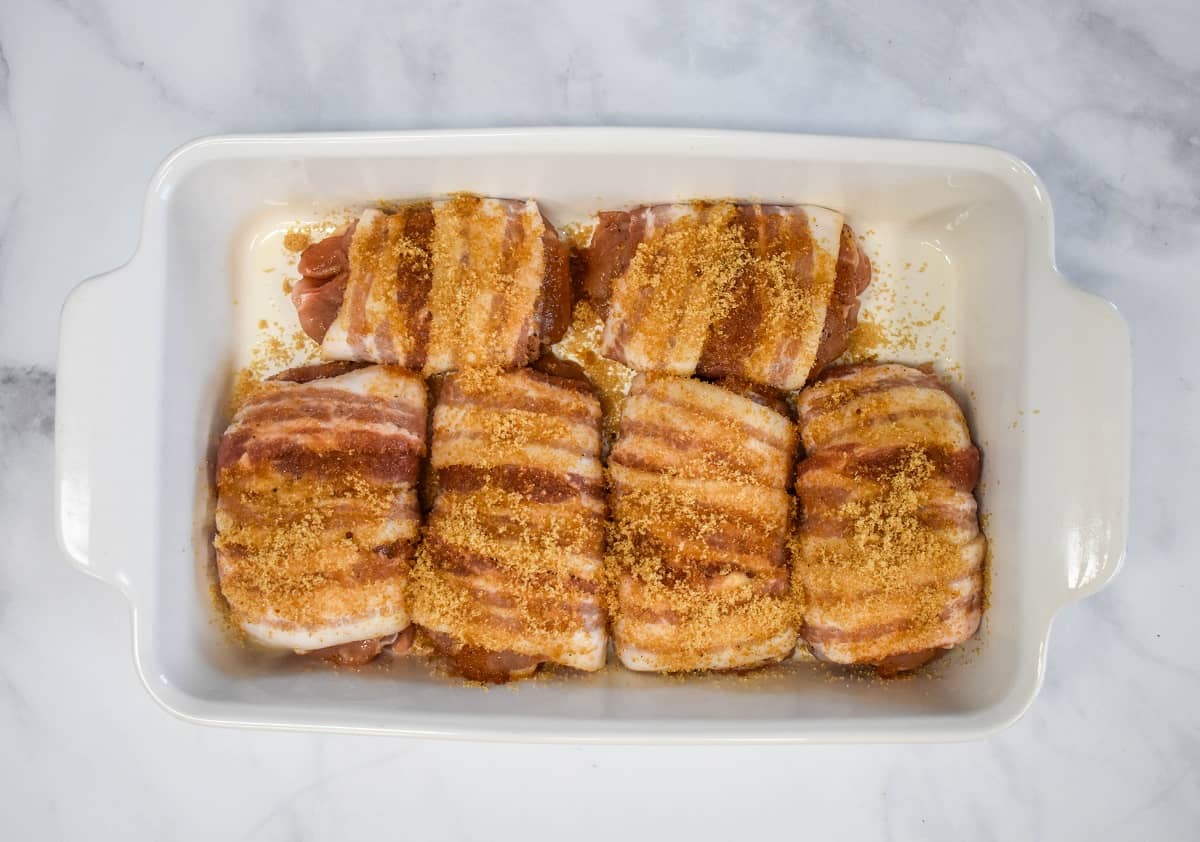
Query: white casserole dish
55,128,1130,743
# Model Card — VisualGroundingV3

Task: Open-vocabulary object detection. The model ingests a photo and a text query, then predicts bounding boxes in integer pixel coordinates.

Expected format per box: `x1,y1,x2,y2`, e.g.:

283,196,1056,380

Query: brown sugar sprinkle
607,480,789,597
410,518,603,659
607,593,797,670
551,301,637,446
841,316,888,362
607,380,797,670
409,368,606,662
281,219,351,255
229,323,321,414
732,223,837,380
447,365,509,396
843,449,939,566
614,378,796,487
616,203,747,366
798,447,971,649
439,384,577,469
227,329,295,414
842,240,953,360
229,368,273,416
473,412,571,465
335,207,433,366
283,229,311,253
427,488,599,572
425,194,540,370
217,208,991,679
215,454,413,629
216,507,346,625
351,209,430,289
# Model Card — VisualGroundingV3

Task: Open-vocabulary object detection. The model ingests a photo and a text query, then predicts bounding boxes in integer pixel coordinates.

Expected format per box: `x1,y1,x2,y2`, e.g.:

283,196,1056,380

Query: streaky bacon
582,202,871,390
410,367,608,681
792,363,986,675
213,365,427,661
608,375,800,673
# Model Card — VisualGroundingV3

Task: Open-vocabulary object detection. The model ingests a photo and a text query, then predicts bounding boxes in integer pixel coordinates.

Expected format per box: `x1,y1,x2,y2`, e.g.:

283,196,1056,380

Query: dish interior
144,138,1043,737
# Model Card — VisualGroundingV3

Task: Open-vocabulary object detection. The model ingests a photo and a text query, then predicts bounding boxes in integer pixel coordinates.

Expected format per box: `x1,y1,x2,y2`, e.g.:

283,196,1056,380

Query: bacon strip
410,368,608,682
213,365,427,659
608,375,799,672
582,202,871,390
295,196,570,375
792,363,986,675
319,206,434,367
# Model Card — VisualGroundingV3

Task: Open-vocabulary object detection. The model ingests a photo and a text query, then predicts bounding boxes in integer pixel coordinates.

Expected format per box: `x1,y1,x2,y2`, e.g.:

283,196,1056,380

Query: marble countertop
2,0,1197,838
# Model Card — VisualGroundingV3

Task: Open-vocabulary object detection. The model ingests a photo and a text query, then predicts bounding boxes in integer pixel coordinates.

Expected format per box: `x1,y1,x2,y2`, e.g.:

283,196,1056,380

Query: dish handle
56,259,159,598
1033,273,1131,608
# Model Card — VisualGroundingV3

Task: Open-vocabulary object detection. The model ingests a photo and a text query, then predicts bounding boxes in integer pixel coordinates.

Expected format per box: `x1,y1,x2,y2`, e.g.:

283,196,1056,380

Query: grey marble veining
0,0,1197,839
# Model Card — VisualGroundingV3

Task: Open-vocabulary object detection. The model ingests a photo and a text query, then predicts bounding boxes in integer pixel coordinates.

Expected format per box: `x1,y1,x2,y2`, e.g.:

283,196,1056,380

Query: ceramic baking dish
55,128,1130,742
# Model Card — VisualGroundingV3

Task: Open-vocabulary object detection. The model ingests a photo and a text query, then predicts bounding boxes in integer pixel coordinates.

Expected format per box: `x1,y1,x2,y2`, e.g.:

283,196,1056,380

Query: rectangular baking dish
54,128,1130,742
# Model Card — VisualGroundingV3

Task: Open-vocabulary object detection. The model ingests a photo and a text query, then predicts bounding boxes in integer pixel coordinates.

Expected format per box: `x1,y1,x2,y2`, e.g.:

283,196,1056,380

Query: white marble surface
1,0,1197,838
